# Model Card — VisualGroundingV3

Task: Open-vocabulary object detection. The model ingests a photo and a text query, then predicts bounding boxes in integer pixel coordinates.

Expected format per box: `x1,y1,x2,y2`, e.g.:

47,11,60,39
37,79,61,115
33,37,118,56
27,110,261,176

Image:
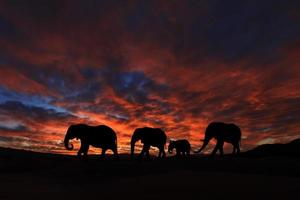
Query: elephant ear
141,138,146,143
76,130,85,140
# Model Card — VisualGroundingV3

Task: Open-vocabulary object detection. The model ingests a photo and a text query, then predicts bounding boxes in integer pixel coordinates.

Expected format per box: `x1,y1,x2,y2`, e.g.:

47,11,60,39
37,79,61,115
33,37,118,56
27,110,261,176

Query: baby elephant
168,139,191,157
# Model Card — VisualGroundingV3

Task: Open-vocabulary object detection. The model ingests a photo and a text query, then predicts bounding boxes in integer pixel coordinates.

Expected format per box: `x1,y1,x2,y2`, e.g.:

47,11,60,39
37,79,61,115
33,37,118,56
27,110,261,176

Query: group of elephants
64,122,242,159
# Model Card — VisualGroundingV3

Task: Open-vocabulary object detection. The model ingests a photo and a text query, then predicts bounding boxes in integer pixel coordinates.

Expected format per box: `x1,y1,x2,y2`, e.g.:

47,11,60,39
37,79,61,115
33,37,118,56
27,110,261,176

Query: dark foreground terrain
0,147,300,200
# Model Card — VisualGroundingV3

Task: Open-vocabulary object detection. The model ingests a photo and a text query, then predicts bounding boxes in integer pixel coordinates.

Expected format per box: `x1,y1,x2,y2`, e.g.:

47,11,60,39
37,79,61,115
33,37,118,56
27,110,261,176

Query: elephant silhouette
168,139,191,157
64,124,118,158
131,127,167,159
194,122,241,156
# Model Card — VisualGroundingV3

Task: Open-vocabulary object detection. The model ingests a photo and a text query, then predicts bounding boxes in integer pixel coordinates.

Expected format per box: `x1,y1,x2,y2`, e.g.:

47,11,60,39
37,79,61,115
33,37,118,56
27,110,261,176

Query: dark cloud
0,16,17,37
0,101,75,123
0,124,28,132
112,71,169,104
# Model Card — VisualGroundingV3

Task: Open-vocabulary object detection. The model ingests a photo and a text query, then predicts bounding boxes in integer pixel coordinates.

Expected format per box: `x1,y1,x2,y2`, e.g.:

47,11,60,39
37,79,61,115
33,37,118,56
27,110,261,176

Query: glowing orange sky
0,0,299,155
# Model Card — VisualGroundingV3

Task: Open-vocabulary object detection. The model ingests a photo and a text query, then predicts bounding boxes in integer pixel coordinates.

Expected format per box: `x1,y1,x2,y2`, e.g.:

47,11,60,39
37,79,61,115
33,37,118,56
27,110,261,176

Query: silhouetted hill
243,138,300,157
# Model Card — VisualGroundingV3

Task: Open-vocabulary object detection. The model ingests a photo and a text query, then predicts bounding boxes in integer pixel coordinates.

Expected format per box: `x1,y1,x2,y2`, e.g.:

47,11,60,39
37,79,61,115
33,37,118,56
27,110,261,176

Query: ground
0,148,299,200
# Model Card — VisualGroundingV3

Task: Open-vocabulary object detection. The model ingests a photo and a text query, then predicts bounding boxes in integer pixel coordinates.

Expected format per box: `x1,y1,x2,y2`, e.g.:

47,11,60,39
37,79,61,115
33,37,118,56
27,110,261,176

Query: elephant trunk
64,133,74,150
130,139,136,157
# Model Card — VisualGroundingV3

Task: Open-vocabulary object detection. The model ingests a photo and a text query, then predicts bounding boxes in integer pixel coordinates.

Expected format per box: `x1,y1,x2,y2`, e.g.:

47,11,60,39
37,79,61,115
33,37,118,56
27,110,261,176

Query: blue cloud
0,86,68,114
113,71,168,104
0,16,17,37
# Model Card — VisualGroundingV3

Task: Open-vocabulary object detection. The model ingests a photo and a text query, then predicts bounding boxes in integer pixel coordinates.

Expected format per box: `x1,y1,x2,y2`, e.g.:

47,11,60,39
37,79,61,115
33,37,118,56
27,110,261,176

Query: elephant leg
78,144,89,157
160,146,166,158
218,141,224,156
157,146,162,158
232,143,240,154
101,148,107,159
139,145,150,159
176,150,180,157
77,146,83,157
232,142,240,155
236,143,240,154
187,149,190,157
146,148,150,159
211,144,219,156
211,140,224,156
145,146,151,159
83,145,89,157
112,146,119,160
232,145,237,154
163,146,166,158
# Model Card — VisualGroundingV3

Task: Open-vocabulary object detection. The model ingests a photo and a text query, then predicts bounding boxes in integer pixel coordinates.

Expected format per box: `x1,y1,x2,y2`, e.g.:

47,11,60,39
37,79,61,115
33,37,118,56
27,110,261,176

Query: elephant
131,127,167,159
64,124,118,158
168,139,191,157
194,122,241,156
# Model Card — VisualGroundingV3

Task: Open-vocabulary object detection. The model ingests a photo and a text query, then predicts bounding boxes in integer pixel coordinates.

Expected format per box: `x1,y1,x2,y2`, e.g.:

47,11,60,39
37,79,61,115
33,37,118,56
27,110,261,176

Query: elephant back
206,122,241,141
226,123,242,139
206,122,225,134
87,125,117,144
173,139,190,149
141,127,167,145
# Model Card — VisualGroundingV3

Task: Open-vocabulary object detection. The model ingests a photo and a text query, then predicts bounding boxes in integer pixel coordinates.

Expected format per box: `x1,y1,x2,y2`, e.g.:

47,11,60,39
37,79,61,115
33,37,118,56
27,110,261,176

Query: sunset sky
0,0,299,154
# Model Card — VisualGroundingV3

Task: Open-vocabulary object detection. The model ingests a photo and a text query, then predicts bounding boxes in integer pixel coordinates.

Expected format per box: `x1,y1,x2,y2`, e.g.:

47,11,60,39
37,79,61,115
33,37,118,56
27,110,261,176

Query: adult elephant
131,127,167,159
64,124,118,158
194,122,241,156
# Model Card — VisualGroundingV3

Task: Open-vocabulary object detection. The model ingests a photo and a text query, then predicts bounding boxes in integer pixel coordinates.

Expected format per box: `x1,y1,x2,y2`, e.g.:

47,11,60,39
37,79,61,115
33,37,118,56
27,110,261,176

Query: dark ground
0,147,300,200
